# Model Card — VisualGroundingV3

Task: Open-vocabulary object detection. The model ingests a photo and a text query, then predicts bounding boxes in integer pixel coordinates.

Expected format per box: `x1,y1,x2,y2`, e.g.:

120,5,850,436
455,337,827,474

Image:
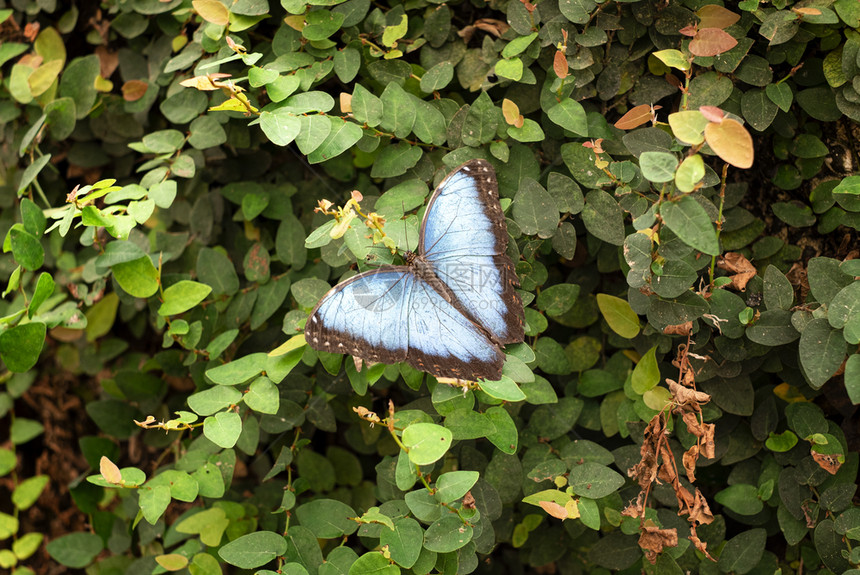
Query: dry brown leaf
682,445,698,482
462,491,476,509
668,379,710,405
689,488,714,525
663,321,693,335
340,92,352,114
689,529,716,561
812,451,842,475
639,525,678,564
700,423,716,459
718,252,757,291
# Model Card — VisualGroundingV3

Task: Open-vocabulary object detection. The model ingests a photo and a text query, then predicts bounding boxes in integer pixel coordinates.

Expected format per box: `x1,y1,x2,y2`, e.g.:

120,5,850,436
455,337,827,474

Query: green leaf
196,248,240,296
139,484,171,524
799,318,846,388
0,322,45,373
203,411,243,448
596,294,640,339
668,111,708,145
828,281,860,329
349,551,400,575
219,531,288,569
717,528,766,575
379,82,416,139
177,508,229,547
59,55,99,119
653,49,690,71
715,484,763,515
512,179,558,238
674,154,705,193
188,386,243,416
507,118,545,142
461,92,498,147
833,175,860,211
846,354,860,405
420,61,454,93
766,430,799,452
379,517,422,568
7,418,45,445
113,256,159,298
480,376,526,402
11,475,48,510
763,265,794,311
46,532,103,568
9,227,44,270
260,109,302,146
765,82,793,112
660,196,720,256
495,58,523,81
402,423,452,465
295,499,358,538
302,9,345,40
807,257,853,305
371,142,422,178
245,376,279,414
639,151,678,183
631,346,660,394
434,471,480,504
581,190,624,245
158,280,212,316
423,515,472,553
741,88,778,131
18,155,52,197
568,462,625,499
296,114,332,155
536,284,580,317
308,118,364,164
351,83,383,127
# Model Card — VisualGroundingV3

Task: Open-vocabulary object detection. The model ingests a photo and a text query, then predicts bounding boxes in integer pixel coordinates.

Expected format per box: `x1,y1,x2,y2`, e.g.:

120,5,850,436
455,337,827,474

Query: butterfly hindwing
305,267,505,380
421,160,524,345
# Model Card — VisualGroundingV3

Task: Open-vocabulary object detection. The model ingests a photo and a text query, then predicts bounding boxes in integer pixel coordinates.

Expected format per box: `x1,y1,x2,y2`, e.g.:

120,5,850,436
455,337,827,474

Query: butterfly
305,159,524,381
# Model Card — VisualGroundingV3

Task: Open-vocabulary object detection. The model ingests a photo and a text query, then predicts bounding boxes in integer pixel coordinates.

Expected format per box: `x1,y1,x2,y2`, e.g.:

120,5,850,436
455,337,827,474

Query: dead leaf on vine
718,252,757,291
668,379,711,405
663,321,693,335
682,445,698,482
812,451,842,475
639,525,678,564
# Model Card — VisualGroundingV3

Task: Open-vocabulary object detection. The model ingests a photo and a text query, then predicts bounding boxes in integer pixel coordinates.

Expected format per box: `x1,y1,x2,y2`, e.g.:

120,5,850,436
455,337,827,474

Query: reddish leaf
689,28,738,57
614,104,653,130
697,5,741,29
679,24,698,37
698,105,724,122
704,118,754,169
122,80,149,102
553,50,569,79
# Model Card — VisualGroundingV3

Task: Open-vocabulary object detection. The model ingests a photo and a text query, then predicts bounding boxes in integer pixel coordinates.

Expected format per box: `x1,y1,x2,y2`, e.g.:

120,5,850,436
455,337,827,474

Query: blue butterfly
305,160,524,381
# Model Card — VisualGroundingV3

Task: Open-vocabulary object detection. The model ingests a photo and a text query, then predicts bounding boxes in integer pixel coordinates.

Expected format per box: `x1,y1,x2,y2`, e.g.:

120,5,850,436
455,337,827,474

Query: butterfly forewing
420,160,524,344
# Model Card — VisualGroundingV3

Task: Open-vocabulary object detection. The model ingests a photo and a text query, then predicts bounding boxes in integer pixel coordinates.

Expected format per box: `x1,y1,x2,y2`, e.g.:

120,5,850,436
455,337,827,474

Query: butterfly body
305,160,523,381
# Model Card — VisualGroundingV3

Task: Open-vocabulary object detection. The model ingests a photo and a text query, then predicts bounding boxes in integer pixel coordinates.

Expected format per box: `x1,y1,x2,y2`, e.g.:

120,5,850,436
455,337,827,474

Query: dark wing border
419,159,524,345
304,266,411,366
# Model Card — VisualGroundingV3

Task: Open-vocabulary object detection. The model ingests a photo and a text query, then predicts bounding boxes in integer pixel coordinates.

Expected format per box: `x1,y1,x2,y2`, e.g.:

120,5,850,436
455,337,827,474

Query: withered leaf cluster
624,341,717,563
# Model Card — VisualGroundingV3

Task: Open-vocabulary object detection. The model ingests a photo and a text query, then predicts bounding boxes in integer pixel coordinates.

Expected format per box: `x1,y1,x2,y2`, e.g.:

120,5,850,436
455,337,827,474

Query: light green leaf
596,294,640,339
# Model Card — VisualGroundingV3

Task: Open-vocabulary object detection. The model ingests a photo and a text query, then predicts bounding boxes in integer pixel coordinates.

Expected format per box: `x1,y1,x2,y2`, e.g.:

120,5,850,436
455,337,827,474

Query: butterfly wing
305,267,505,380
420,159,524,345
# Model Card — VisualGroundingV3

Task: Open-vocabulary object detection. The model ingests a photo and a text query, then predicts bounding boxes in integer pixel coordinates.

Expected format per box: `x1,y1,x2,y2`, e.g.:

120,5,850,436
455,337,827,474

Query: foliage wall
1,0,859,573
